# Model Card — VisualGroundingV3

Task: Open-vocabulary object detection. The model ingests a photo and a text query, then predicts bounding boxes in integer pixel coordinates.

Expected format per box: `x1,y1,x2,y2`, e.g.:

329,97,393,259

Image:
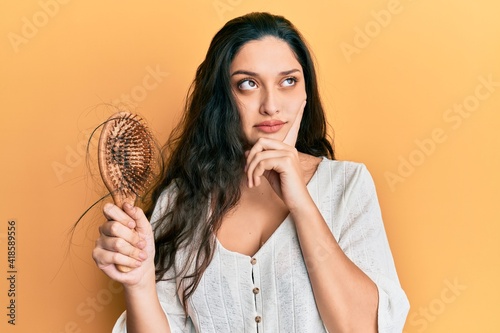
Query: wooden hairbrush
98,111,156,272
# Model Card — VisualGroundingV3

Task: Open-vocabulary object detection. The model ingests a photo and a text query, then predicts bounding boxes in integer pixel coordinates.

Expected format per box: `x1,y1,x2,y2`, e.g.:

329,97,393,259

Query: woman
93,12,410,333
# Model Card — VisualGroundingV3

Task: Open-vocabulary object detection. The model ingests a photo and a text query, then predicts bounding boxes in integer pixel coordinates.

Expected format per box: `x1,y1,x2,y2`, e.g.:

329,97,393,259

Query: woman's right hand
92,202,156,289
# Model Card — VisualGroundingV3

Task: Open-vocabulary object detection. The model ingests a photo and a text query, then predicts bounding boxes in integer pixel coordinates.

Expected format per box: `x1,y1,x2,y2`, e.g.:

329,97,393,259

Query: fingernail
139,252,147,260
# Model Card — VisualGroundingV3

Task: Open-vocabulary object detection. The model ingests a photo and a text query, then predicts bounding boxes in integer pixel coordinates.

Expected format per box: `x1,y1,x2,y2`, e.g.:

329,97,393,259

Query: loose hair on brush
146,12,334,315
70,107,163,233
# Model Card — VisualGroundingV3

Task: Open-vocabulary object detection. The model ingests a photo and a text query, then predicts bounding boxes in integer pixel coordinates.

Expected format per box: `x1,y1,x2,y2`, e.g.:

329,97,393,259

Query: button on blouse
112,159,410,333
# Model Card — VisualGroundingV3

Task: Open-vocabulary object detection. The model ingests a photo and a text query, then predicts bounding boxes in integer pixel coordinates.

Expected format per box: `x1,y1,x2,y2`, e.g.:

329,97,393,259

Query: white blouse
113,158,410,332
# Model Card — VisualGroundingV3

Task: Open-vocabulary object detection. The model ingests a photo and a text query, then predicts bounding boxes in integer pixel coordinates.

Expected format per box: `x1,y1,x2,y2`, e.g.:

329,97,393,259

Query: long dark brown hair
146,12,334,314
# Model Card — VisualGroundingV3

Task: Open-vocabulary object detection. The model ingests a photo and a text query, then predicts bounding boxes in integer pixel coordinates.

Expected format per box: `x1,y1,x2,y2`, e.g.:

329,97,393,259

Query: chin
249,133,285,145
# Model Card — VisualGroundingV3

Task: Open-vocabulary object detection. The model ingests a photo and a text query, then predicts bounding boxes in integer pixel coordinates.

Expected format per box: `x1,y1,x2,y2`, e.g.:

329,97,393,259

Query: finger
97,235,147,262
246,150,292,187
253,154,297,188
103,203,136,229
99,220,144,248
92,246,142,270
252,159,277,188
122,203,152,238
283,99,306,147
245,138,294,173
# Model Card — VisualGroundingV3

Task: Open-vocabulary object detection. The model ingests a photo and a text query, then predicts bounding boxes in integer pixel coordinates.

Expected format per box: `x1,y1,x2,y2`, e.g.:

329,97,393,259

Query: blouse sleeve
111,187,196,333
337,163,410,333
111,277,195,333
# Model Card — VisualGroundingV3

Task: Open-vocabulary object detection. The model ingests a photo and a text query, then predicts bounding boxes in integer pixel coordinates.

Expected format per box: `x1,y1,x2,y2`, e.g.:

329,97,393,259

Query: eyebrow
230,69,301,77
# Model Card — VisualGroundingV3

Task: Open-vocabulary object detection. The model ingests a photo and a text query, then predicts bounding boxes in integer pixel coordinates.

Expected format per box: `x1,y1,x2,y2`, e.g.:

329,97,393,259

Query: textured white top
112,159,410,333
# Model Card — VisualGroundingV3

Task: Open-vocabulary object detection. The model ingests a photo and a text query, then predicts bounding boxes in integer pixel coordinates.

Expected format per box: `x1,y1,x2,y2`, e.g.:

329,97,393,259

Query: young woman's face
230,36,307,145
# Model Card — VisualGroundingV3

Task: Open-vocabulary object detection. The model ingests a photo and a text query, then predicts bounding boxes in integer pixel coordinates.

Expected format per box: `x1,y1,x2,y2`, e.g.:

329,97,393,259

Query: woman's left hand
245,100,308,210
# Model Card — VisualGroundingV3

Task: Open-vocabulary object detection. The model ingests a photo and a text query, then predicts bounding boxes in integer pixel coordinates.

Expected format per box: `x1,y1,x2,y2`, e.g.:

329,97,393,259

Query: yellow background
1,0,499,332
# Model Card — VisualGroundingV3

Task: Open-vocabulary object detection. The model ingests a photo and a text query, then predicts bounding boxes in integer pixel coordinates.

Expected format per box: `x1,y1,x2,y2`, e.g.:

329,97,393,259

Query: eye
282,77,297,87
238,79,257,90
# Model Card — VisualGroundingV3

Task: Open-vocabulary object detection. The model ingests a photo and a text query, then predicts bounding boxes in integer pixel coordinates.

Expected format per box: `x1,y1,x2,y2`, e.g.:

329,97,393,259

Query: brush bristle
103,113,154,199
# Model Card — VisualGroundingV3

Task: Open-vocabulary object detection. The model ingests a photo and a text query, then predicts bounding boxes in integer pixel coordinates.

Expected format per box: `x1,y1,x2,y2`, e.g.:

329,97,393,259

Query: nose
259,88,279,116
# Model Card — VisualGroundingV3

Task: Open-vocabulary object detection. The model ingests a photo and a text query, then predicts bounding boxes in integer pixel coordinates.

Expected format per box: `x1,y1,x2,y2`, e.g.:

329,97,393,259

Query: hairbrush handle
98,111,154,273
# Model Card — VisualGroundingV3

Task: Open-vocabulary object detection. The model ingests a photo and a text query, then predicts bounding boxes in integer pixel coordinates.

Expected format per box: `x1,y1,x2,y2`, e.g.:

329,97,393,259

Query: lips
254,120,286,133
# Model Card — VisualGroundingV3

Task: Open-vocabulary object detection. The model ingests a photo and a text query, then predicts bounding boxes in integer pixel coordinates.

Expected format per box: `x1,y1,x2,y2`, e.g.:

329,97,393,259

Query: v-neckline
215,157,325,259
215,214,292,259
